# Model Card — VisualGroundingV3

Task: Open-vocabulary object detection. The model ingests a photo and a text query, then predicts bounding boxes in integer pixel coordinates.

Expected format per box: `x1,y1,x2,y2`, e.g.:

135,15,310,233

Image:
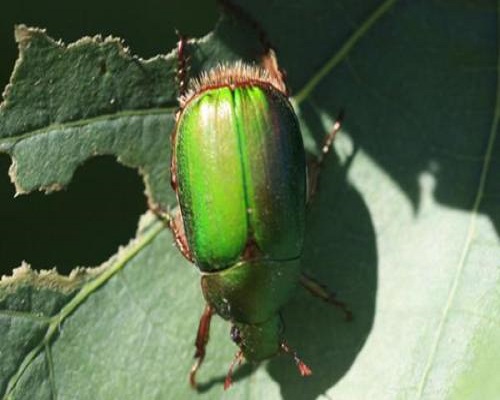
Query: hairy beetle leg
189,304,215,389
218,0,288,94
307,111,345,202
300,273,353,321
148,203,194,263
169,208,194,262
176,30,189,97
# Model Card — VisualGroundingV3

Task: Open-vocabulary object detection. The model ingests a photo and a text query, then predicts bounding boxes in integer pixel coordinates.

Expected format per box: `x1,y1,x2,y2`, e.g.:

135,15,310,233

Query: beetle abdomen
201,258,301,324
175,81,306,271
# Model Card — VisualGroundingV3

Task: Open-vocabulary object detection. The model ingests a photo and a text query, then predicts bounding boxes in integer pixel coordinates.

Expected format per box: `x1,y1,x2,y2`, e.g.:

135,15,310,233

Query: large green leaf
1,1,499,399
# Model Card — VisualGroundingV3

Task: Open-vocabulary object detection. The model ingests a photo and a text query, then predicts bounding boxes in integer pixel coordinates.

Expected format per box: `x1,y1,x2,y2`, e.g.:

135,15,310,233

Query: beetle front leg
147,202,194,263
190,304,214,389
307,111,344,203
169,208,193,263
175,30,190,97
300,273,352,321
218,0,288,94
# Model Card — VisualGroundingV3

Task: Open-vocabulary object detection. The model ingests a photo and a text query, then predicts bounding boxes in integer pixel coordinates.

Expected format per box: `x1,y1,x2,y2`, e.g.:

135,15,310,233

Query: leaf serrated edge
0,211,164,293
2,215,165,399
1,25,55,113
0,262,102,295
1,24,178,113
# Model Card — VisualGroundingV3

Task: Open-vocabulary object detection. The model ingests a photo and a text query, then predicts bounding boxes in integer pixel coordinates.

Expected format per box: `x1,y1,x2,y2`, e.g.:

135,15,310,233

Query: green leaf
0,25,176,208
1,1,499,400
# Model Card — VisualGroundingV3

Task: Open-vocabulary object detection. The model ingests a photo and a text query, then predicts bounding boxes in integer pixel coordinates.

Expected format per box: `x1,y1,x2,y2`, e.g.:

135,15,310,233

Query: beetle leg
190,304,215,389
218,0,272,52
307,111,344,202
280,341,312,376
169,208,194,263
260,49,288,95
217,0,288,93
223,350,244,390
176,30,190,97
148,202,194,263
300,273,352,321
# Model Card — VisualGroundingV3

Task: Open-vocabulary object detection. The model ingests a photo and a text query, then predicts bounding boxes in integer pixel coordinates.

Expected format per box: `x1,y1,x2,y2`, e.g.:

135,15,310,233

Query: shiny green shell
174,84,306,271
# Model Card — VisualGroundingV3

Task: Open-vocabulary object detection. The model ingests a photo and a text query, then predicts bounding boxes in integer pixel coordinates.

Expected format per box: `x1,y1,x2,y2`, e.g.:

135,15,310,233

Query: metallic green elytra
175,79,306,271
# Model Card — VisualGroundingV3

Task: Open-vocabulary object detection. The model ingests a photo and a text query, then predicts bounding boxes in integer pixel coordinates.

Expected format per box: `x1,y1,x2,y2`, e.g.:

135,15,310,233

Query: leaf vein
0,107,176,150
293,0,399,105
415,3,500,396
2,219,165,398
45,343,57,400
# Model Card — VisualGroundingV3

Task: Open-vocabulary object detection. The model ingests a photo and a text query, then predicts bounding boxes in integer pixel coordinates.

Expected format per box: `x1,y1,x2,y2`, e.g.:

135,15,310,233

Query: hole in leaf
0,154,147,275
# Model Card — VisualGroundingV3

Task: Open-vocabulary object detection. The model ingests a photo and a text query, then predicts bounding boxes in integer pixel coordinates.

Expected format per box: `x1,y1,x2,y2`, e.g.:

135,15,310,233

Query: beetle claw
189,358,202,389
224,350,243,390
281,341,312,377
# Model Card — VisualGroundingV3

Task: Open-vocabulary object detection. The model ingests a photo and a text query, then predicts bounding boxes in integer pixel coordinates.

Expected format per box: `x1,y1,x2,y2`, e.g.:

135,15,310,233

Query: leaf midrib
415,2,500,397
2,220,164,398
0,107,176,150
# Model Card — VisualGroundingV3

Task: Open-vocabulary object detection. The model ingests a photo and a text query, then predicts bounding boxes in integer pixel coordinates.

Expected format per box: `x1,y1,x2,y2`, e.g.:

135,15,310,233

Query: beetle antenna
281,341,312,376
224,350,244,390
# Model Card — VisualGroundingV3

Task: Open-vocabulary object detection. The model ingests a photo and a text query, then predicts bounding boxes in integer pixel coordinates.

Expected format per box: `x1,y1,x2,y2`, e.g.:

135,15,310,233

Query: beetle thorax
179,61,287,108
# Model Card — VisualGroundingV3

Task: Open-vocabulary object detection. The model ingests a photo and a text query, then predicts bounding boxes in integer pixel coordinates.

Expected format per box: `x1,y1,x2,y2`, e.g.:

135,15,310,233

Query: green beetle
167,12,350,390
